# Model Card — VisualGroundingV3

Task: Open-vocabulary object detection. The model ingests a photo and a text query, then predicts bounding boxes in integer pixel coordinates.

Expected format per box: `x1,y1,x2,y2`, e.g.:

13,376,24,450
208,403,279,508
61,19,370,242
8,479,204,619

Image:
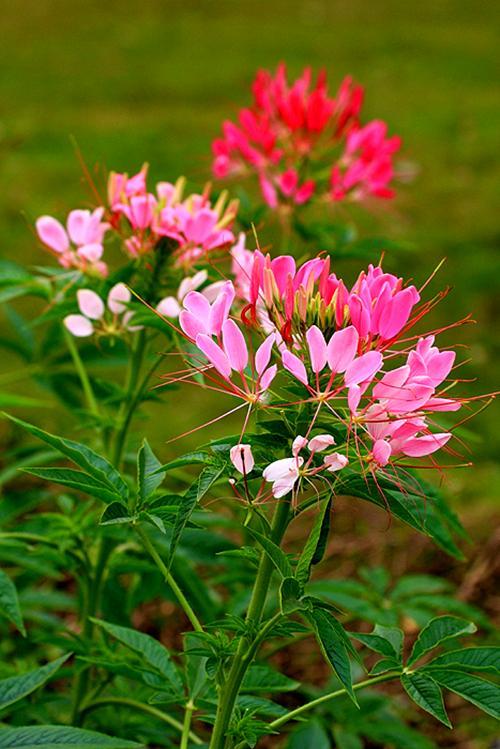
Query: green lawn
1,0,499,504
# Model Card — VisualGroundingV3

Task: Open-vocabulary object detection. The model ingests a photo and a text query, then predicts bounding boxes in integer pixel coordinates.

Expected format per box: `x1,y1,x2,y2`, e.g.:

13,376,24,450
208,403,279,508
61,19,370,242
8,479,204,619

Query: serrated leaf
369,657,402,675
5,414,128,500
0,568,25,635
167,463,225,569
295,498,332,587
408,616,477,666
241,665,300,693
307,606,357,704
154,451,211,474
401,672,451,727
137,439,163,504
237,694,287,717
100,503,131,526
0,726,143,748
24,467,121,504
246,527,292,579
428,669,500,719
0,654,70,711
425,646,500,674
92,619,182,692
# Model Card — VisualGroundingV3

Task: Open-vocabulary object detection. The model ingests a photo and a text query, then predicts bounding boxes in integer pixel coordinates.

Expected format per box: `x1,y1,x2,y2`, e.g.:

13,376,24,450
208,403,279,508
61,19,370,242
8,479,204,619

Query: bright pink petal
327,326,359,373
372,439,392,466
179,310,207,340
259,364,277,391
196,334,232,379
306,325,327,373
282,350,308,386
222,319,248,372
67,210,91,245
255,334,275,375
345,350,383,386
401,432,451,458
183,291,211,320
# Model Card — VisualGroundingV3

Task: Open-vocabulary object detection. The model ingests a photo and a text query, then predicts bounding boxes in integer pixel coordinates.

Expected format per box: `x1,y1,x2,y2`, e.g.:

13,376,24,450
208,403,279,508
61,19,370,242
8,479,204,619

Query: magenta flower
36,208,109,277
212,63,400,209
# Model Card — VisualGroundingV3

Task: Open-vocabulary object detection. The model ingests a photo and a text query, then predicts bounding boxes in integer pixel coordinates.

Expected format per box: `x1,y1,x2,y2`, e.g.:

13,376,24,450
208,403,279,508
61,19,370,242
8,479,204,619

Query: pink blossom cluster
108,166,238,267
36,209,109,277
212,63,401,208
168,250,463,496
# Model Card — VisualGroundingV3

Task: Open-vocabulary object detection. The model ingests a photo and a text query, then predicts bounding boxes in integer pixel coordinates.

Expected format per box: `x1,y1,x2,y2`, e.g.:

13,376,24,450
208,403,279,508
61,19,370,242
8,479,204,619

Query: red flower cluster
212,64,401,208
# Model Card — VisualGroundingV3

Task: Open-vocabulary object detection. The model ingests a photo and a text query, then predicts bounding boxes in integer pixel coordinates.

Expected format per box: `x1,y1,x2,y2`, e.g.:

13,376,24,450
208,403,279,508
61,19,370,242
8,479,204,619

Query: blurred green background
0,0,498,508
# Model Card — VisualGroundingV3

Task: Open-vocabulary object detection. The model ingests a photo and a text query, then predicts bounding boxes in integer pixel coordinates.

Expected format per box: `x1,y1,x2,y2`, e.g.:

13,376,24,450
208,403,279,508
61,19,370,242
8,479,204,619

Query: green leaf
137,439,163,504
401,672,451,727
332,728,363,749
0,654,70,711
92,619,182,692
246,527,292,579
307,606,357,704
428,669,500,719
425,646,500,674
391,575,452,600
241,665,300,693
408,616,477,666
279,577,303,614
295,498,332,587
287,719,330,749
154,451,211,473
369,657,402,675
168,463,225,569
0,568,25,635
352,625,403,661
0,726,143,748
5,414,128,500
23,467,121,504
99,503,132,526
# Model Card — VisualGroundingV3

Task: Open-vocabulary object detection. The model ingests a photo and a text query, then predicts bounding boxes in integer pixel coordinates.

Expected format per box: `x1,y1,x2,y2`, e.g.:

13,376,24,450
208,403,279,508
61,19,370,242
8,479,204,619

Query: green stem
180,700,196,749
80,697,203,745
209,499,290,749
63,327,99,418
135,524,203,633
112,330,147,468
268,672,401,730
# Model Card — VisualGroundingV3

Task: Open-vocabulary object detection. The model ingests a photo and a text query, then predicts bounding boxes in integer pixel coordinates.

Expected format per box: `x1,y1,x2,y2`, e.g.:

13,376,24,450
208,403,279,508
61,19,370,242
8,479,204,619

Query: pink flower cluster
108,166,238,267
212,63,401,208
36,209,109,277
169,250,463,490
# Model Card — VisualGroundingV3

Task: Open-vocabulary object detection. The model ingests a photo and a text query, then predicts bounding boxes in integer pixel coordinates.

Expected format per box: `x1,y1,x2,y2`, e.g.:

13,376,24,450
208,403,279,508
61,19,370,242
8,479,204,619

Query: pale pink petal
292,435,308,457
263,457,303,482
36,216,69,253
157,297,181,318
77,289,105,320
64,314,94,337
67,210,91,245
230,444,255,474
308,434,335,452
196,334,231,379
327,326,359,373
122,310,143,332
282,350,308,386
76,243,104,262
222,319,248,372
108,283,131,314
306,325,327,373
323,452,349,472
179,310,207,340
255,333,275,376
345,350,383,386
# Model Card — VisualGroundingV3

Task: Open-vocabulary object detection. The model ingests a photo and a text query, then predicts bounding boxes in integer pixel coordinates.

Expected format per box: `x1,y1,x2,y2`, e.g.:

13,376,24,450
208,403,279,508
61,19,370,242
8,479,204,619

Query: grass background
0,0,498,498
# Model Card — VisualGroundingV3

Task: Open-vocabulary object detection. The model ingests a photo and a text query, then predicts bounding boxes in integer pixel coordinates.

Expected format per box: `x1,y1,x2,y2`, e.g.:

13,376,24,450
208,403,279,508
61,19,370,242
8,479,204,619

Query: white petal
77,289,105,320
64,314,94,337
108,283,131,314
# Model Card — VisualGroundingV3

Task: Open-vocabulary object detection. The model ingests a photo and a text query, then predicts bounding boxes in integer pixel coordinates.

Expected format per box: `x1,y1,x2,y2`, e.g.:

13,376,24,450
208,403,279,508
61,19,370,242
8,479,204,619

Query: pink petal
308,434,335,452
67,210,91,245
306,325,327,373
373,365,410,400
209,282,235,335
282,350,308,386
292,435,308,457
378,287,416,339
64,314,94,337
157,297,181,318
108,283,131,314
323,452,349,472
345,350,383,386
36,216,69,253
77,289,104,320
183,291,211,320
222,319,248,372
179,310,207,340
255,334,275,376
230,444,255,474
259,364,277,391
372,439,392,466
401,432,451,458
76,243,104,262
327,326,359,373
271,255,296,294
196,334,231,379
348,384,362,413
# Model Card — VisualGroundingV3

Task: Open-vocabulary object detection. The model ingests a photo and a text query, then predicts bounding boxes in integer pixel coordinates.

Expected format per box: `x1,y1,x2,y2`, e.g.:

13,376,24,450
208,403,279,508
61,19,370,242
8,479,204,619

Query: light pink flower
230,444,255,474
36,208,109,277
64,283,141,338
263,456,304,498
323,453,349,472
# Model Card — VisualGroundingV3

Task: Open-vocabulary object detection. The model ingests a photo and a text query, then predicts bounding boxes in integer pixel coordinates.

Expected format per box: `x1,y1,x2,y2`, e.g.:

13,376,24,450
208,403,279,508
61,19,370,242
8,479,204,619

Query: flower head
64,283,142,338
36,208,109,277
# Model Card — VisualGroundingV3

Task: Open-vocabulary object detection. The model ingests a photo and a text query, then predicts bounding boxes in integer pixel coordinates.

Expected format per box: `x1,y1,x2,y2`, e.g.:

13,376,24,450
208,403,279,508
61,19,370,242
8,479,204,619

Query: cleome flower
212,63,400,209
36,208,109,277
108,166,238,268
64,283,142,338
